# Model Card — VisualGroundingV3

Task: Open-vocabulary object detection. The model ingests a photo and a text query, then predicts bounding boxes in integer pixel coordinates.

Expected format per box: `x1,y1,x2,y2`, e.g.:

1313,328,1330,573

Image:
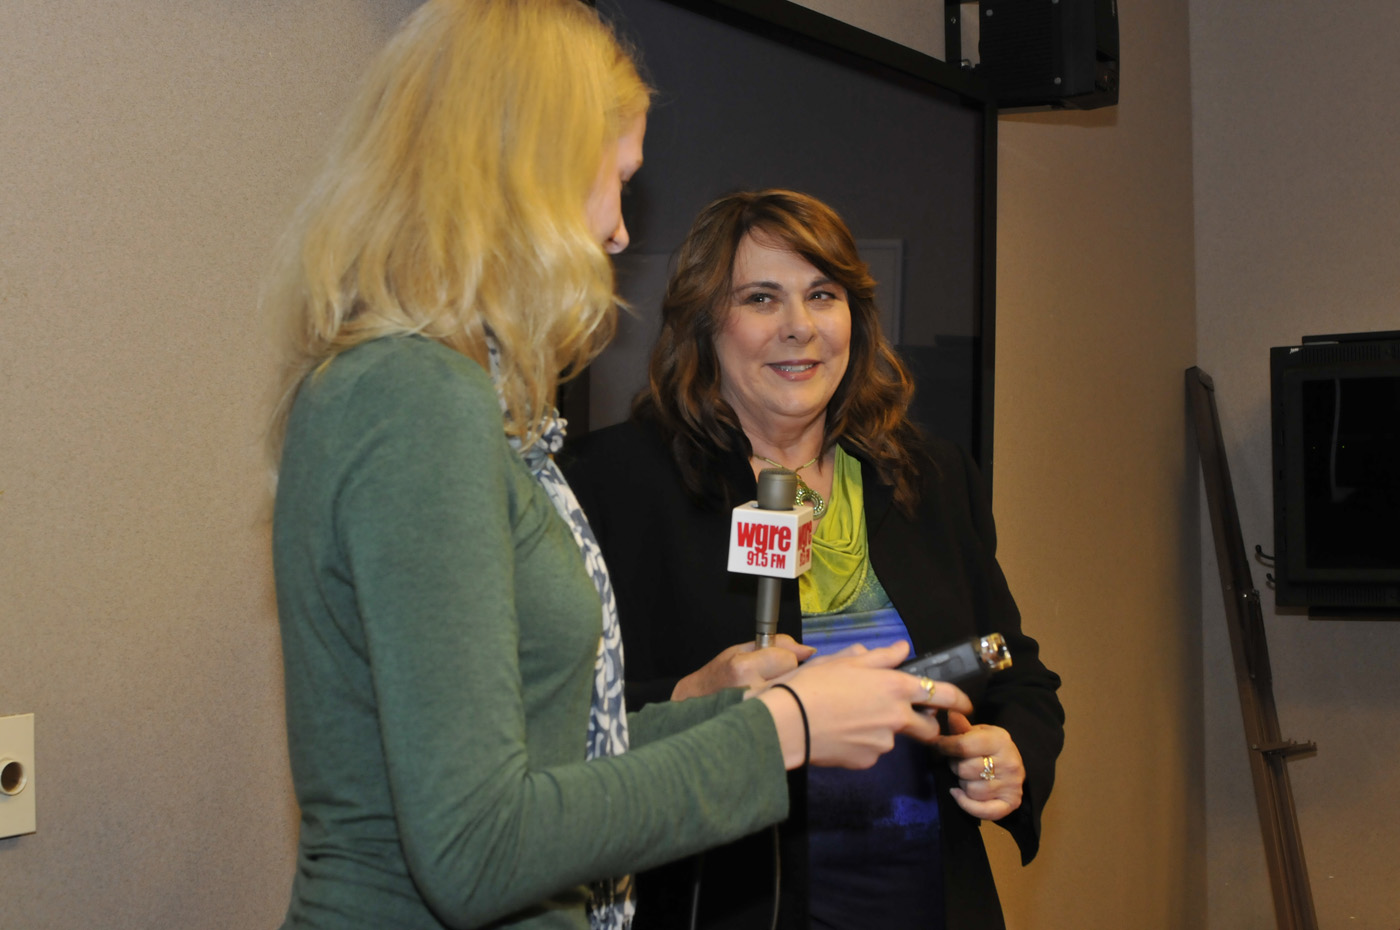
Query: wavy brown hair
639,189,926,514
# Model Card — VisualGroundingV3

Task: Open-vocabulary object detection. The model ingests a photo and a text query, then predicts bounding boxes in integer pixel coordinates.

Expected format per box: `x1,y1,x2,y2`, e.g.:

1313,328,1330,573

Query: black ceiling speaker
977,0,1119,110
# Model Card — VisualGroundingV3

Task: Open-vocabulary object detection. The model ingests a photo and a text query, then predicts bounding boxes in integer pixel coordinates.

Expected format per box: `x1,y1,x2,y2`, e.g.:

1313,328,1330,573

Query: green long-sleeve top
273,336,790,930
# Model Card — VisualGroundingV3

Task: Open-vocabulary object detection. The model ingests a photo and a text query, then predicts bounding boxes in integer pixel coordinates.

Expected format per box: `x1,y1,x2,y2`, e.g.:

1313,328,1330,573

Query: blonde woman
266,3,963,929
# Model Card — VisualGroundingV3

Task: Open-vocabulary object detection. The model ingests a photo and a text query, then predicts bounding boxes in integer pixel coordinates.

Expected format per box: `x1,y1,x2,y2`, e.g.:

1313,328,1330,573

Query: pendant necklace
755,453,827,518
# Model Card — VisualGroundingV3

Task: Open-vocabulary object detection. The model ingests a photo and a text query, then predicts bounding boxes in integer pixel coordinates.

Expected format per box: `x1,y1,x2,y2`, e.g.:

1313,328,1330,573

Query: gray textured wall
1190,2,1400,926
0,2,416,926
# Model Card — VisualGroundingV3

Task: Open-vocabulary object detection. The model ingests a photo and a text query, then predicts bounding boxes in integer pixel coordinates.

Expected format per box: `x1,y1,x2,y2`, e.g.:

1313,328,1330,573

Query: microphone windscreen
756,468,796,511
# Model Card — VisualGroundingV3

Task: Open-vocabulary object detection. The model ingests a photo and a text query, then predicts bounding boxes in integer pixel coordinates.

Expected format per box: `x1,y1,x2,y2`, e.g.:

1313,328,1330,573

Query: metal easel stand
1187,367,1319,930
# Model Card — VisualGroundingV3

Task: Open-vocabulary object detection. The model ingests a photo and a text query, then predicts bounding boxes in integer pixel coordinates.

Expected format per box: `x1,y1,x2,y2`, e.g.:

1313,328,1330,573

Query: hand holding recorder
900,632,1026,820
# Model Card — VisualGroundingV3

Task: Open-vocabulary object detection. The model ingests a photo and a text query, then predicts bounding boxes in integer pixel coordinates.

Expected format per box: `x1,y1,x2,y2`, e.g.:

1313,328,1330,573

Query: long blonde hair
266,0,650,456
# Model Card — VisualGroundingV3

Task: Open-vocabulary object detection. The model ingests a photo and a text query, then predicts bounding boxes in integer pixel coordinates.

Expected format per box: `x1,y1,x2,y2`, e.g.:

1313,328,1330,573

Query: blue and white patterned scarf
487,339,634,930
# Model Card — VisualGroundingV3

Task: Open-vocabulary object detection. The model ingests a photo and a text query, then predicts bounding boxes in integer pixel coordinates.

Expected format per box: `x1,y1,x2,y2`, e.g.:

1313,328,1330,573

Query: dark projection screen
581,0,996,472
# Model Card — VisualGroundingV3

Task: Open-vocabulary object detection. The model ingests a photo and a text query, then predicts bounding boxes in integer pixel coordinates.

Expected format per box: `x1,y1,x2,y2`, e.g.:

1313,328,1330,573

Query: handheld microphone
727,468,813,647
899,633,1012,688
754,469,795,647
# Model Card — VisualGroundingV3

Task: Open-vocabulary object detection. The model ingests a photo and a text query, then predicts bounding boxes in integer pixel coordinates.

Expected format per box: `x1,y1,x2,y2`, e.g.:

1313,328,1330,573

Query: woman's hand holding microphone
670,634,814,701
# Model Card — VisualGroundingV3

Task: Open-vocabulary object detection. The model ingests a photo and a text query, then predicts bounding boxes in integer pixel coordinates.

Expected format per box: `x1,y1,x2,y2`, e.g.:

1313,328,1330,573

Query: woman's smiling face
714,231,852,438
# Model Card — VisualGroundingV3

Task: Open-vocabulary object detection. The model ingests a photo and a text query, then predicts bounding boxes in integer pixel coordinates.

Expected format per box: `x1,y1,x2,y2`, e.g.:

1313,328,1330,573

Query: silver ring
980,756,996,781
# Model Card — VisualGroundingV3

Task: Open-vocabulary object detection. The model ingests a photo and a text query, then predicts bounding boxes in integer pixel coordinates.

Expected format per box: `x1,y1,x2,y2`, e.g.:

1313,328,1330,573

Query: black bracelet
770,683,809,767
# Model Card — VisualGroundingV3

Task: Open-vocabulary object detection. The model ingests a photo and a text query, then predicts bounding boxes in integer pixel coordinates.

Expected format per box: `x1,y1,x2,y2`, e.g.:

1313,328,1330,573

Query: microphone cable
687,825,783,930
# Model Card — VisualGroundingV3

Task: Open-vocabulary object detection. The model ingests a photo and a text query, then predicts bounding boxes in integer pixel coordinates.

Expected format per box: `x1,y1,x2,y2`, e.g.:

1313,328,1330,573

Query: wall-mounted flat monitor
1271,332,1400,612
574,0,999,477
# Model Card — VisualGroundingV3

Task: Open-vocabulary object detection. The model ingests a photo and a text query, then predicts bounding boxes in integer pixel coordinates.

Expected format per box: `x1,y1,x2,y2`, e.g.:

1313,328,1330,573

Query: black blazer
564,417,1064,930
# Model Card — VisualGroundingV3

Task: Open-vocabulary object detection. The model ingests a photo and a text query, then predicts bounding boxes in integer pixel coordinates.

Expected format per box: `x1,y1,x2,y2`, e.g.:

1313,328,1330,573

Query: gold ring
980,756,996,781
919,677,937,703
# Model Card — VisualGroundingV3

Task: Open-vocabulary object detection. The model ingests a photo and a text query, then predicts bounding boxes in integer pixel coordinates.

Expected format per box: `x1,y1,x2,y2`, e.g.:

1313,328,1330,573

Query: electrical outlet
0,714,36,839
